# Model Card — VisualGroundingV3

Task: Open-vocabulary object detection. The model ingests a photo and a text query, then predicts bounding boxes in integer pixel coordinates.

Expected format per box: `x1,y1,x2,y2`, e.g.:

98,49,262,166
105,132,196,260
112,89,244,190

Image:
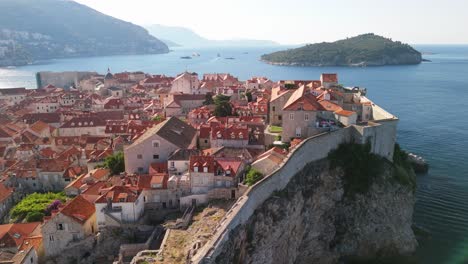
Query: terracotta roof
29,120,50,134
190,155,216,173
59,195,95,224
283,85,325,111
0,222,41,248
215,158,243,175
21,113,61,124
149,162,168,174
19,235,43,251
60,116,106,128
85,168,110,181
335,110,356,117
318,100,343,112
95,186,140,204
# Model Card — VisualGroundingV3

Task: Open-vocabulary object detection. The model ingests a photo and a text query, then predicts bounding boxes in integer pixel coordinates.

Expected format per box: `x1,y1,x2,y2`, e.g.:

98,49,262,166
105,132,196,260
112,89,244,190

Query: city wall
192,118,398,263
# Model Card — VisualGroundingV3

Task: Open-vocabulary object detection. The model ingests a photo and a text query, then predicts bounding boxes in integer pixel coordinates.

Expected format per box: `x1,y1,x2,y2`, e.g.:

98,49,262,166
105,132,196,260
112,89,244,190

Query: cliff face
214,159,417,264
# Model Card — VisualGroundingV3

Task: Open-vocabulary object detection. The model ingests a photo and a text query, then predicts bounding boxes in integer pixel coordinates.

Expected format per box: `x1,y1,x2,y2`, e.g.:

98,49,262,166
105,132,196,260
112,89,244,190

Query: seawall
192,118,398,263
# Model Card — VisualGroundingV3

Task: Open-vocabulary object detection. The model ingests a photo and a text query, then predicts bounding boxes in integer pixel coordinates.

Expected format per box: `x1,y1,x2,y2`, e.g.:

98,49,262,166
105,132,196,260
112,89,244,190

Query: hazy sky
75,0,467,45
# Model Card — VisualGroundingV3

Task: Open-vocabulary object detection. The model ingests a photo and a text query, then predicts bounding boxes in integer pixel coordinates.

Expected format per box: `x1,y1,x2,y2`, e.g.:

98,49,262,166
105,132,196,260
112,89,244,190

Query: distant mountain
145,24,279,47
261,33,422,67
0,0,169,67
160,39,181,48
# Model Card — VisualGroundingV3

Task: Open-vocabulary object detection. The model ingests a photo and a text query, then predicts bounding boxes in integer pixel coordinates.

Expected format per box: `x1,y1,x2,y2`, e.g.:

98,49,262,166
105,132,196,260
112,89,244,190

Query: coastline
260,59,423,67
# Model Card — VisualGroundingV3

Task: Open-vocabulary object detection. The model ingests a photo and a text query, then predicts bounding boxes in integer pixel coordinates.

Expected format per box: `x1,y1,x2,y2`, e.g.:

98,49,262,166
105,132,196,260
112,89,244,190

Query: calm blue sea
1,45,468,264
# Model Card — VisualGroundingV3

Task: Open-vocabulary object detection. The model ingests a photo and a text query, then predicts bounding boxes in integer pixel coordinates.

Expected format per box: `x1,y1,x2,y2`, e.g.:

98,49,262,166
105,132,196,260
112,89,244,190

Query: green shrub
101,151,125,175
392,144,416,191
328,143,384,196
245,168,264,186
26,211,45,222
10,192,67,222
269,126,283,133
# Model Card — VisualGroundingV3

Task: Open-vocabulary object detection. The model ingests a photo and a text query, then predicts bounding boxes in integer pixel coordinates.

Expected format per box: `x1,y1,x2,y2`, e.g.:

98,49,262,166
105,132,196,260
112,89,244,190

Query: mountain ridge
146,24,279,47
0,0,169,67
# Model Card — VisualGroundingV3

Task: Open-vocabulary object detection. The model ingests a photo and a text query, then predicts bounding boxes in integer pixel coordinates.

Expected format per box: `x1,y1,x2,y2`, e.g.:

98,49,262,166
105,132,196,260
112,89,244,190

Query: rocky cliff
212,158,417,264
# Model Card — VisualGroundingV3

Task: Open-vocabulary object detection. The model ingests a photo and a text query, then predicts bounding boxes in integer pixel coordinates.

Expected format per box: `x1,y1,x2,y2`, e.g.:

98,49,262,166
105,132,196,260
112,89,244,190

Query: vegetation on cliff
328,142,416,197
245,167,264,186
328,143,384,196
10,192,67,222
0,0,169,66
392,144,417,191
261,33,422,66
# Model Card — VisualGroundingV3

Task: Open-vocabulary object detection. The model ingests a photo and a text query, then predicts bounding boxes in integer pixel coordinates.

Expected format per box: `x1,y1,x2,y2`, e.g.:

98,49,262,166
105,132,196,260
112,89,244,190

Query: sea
1,45,468,264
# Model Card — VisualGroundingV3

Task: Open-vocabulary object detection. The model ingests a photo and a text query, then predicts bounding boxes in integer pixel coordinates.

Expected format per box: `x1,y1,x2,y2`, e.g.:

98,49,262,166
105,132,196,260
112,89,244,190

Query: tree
203,93,214,105
26,211,45,222
152,115,164,122
245,168,264,186
102,152,125,175
213,95,232,117
246,91,253,102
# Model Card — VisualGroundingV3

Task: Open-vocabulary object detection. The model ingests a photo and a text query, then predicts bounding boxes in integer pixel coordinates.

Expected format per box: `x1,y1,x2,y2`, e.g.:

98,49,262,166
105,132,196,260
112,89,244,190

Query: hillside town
0,70,395,264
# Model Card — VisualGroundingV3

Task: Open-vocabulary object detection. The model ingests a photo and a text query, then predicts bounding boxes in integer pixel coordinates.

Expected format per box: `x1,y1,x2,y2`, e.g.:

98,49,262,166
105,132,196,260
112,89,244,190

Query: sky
74,0,468,45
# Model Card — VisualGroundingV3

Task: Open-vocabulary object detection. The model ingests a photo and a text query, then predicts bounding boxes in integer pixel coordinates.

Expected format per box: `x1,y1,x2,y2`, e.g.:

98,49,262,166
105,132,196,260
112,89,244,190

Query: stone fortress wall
36,71,97,88
192,103,398,263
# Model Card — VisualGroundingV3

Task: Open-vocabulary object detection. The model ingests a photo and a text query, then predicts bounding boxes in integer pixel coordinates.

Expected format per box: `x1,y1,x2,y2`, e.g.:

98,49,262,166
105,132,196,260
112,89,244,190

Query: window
204,139,208,143
57,223,64,230
305,113,309,121
137,154,143,159
152,141,160,147
272,106,276,112
203,167,208,173
170,161,175,167
278,115,282,121
49,235,54,242
138,167,144,173
194,167,199,172
153,154,159,160
295,127,302,137
289,113,294,120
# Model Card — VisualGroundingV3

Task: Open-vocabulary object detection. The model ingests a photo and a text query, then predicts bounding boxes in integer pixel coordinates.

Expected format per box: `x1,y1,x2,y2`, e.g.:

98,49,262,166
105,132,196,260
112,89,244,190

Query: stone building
124,117,197,174
41,195,96,257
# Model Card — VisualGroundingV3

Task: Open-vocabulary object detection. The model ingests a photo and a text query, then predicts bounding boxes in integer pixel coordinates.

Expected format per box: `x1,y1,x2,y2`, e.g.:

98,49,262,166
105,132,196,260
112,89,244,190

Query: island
0,0,169,67
261,33,422,66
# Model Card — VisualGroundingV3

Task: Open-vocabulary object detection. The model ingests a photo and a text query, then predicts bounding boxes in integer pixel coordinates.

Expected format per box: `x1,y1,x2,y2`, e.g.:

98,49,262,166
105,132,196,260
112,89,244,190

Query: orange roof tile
59,195,95,224
335,110,356,117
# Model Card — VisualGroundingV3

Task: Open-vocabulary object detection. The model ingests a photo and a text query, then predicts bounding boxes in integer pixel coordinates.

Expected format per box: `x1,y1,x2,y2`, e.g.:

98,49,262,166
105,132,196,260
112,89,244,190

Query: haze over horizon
74,0,468,45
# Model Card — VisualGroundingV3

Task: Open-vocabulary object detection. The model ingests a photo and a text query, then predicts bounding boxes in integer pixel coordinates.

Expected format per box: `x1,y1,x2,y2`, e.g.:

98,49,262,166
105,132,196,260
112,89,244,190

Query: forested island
261,34,422,67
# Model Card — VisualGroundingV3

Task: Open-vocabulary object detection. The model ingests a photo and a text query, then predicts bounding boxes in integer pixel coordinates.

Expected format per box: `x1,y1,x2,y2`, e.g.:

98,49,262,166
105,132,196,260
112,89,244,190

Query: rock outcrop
212,159,417,264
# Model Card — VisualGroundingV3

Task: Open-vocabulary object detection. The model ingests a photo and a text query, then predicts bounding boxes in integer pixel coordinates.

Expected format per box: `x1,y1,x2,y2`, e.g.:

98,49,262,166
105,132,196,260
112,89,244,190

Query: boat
225,57,235,60
192,52,200,57
180,56,192,59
